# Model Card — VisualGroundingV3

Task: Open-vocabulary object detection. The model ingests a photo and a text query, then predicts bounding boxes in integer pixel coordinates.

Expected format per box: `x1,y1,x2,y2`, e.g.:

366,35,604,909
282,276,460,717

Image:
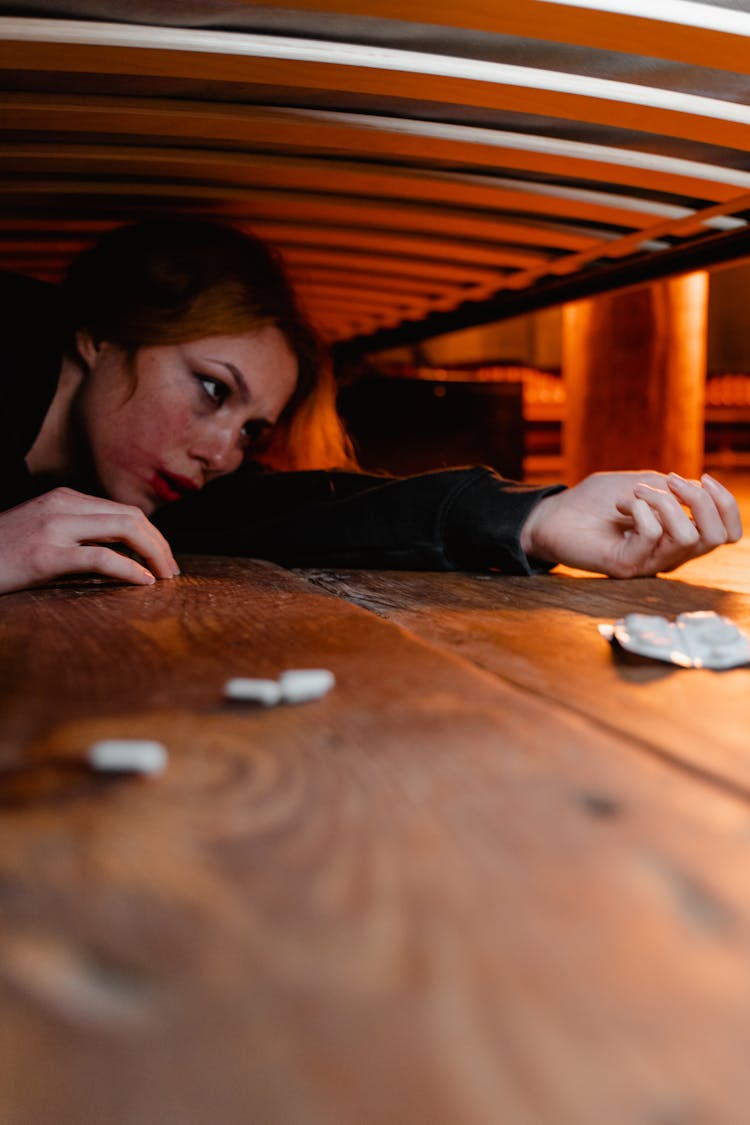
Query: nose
190,420,244,478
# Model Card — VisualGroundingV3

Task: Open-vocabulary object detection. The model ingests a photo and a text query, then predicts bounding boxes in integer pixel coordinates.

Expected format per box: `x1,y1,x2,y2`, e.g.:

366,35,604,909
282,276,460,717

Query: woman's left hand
520,471,742,577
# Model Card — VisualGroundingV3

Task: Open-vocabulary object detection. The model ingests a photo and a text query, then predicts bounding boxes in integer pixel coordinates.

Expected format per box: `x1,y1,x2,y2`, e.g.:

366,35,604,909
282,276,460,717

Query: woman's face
77,327,298,514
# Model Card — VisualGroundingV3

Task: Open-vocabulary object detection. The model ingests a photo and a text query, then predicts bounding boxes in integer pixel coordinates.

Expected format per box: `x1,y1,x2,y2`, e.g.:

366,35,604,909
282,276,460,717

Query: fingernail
143,572,156,585
702,472,719,487
172,566,181,577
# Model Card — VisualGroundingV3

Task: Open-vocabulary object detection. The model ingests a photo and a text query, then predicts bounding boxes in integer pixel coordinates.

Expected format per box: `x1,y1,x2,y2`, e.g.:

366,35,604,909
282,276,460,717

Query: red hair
63,219,356,470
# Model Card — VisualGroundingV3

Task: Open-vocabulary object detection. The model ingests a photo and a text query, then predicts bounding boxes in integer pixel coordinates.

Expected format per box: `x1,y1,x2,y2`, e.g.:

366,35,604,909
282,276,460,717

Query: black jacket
2,271,563,574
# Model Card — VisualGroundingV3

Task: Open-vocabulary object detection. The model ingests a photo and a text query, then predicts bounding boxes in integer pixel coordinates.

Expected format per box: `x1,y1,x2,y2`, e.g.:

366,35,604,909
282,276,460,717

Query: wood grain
301,562,750,801
252,0,750,77
563,275,707,480
302,535,750,798
4,38,750,155
4,557,750,1123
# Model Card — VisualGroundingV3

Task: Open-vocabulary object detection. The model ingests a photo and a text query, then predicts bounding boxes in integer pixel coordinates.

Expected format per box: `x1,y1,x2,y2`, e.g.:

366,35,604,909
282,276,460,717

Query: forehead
182,327,297,378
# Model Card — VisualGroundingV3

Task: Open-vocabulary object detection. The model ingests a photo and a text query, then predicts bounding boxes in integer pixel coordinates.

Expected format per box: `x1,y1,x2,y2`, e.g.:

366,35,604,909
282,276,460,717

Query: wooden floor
2,475,750,1124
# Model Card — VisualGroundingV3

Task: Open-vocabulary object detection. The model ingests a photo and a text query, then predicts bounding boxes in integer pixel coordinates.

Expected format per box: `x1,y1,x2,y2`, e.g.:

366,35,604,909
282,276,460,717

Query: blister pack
599,610,750,670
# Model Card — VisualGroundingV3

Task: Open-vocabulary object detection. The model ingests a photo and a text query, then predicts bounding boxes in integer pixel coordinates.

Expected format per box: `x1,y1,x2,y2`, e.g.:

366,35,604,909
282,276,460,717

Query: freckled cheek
137,402,195,458
165,411,200,455
95,401,193,474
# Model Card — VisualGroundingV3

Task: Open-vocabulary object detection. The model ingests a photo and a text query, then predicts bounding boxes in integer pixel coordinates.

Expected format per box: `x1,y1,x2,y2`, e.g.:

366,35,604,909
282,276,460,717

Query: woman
0,218,741,595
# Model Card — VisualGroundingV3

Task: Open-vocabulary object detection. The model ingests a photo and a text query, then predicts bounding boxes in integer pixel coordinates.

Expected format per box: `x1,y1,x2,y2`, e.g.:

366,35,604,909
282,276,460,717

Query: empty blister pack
599,610,750,670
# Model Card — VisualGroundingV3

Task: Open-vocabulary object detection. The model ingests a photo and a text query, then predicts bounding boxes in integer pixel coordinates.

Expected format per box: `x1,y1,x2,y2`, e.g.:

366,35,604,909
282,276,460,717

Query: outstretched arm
154,464,741,577
520,471,742,577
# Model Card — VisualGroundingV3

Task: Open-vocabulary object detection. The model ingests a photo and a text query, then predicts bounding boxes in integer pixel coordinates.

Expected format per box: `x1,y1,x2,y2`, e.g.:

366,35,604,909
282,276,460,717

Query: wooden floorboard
3,557,750,1122
300,529,750,797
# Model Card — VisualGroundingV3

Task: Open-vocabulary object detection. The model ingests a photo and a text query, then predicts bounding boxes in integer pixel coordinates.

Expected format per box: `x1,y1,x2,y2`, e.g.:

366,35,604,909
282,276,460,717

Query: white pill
87,739,168,775
278,668,335,704
223,678,283,706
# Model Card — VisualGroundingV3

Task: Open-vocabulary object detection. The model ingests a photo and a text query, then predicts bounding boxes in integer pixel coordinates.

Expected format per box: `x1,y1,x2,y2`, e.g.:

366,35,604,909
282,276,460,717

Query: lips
150,469,199,505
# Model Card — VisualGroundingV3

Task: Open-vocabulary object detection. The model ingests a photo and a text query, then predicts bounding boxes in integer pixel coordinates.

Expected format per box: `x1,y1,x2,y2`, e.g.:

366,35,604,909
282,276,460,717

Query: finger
701,473,743,542
632,484,700,547
610,497,666,575
46,491,180,576
627,496,664,542
56,513,177,579
600,496,662,576
666,473,728,547
96,510,179,578
119,517,179,578
614,495,656,535
74,545,157,586
93,515,177,579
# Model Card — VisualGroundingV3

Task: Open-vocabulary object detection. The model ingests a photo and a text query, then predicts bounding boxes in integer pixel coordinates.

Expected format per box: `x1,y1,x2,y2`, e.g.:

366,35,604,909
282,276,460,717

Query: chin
135,491,157,516
104,476,155,515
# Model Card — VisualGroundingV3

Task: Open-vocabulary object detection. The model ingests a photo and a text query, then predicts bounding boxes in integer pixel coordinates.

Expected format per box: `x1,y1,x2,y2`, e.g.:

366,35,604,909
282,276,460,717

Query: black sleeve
152,464,566,574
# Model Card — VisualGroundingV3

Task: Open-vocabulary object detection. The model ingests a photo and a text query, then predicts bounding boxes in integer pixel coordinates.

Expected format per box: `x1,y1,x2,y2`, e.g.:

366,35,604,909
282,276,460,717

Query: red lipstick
150,470,199,504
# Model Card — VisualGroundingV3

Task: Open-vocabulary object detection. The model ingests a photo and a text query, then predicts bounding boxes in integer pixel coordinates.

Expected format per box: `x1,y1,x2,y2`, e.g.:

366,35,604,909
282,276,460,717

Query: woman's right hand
0,487,180,595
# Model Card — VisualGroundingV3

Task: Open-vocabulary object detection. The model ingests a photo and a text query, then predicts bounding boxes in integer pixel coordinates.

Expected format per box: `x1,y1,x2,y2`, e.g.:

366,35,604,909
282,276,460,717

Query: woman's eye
242,419,271,445
198,375,228,405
